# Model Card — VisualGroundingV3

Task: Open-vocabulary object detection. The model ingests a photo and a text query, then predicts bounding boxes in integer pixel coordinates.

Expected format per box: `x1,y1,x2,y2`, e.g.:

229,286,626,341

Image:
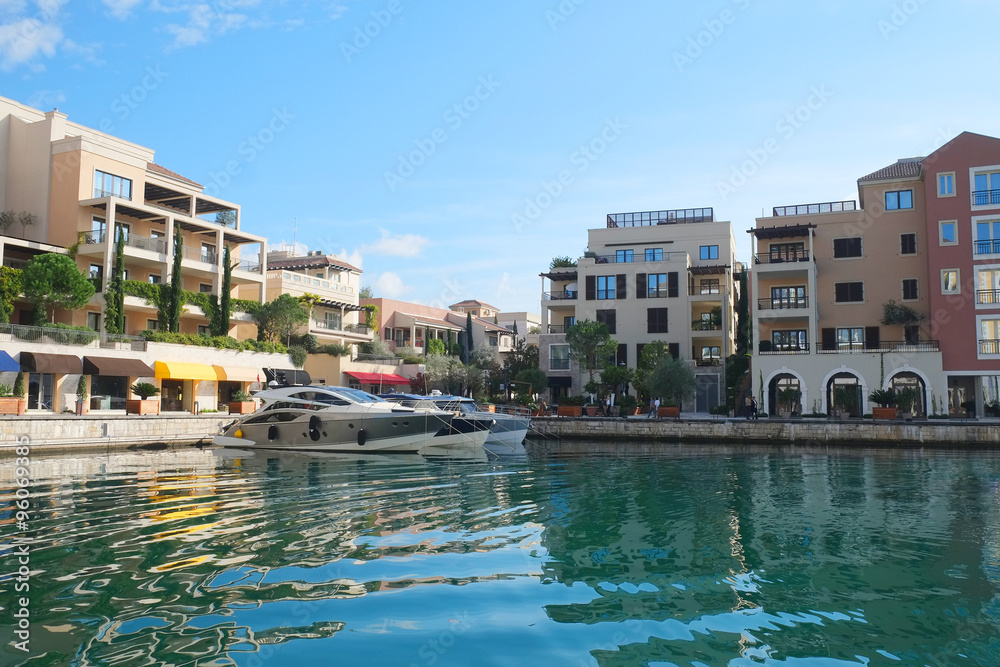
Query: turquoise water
2,444,1000,666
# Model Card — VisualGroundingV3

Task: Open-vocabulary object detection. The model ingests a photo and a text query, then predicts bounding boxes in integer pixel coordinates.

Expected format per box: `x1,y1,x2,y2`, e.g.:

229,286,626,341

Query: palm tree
298,293,323,327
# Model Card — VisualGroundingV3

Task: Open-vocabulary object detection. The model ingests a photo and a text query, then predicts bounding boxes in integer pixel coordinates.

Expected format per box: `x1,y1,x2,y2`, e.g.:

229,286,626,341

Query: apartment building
0,95,290,414
539,208,738,410
497,311,541,347
751,168,944,417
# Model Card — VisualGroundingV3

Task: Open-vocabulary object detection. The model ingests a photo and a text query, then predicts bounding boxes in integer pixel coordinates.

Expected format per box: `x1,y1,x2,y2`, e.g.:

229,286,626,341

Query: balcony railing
0,323,147,351
84,231,105,245
695,359,722,367
758,297,809,310
547,325,567,334
237,259,261,272
773,200,856,217
972,190,1000,206
690,286,721,296
607,208,714,227
980,340,1000,355
126,234,168,254
758,343,810,355
974,239,1000,255
754,251,811,264
183,246,218,264
817,340,940,354
543,290,578,300
976,289,1000,305
550,359,570,370
692,322,721,331
355,353,402,366
591,251,686,264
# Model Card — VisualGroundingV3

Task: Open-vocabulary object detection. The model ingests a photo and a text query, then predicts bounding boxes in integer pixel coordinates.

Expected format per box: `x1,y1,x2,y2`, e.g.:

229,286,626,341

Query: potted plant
76,375,88,415
228,389,256,415
868,388,898,420
832,385,857,419
619,394,638,416
557,394,585,417
646,356,696,420
658,400,681,419
127,381,160,415
777,387,801,418
0,382,25,415
897,387,919,419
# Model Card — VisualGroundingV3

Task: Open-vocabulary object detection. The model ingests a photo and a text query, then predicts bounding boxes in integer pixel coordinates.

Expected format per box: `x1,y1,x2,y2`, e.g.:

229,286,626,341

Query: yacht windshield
329,387,384,404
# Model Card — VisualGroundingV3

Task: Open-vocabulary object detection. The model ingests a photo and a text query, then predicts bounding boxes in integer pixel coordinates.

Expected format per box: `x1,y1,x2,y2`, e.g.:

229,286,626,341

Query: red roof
147,162,203,188
344,371,410,385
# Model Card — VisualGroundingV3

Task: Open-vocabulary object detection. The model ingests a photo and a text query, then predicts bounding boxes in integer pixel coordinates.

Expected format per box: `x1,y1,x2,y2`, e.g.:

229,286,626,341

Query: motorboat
380,392,530,456
213,386,492,455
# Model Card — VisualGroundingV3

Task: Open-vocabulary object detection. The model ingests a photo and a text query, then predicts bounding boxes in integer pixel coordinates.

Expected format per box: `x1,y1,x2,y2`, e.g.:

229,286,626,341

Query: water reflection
0,444,998,666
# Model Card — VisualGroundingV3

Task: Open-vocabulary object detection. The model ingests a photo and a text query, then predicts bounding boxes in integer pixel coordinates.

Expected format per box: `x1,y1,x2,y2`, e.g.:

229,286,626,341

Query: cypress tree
218,245,232,336
166,228,183,332
104,226,125,334
463,312,473,364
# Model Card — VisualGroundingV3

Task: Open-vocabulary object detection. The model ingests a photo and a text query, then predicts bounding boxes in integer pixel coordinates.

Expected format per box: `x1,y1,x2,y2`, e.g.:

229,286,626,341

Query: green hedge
140,330,286,353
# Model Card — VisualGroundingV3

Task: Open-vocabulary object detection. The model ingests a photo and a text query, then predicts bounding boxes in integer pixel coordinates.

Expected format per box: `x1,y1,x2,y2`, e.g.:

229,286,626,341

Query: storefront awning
0,351,18,372
84,356,155,377
20,352,82,374
155,361,218,381
263,368,311,386
344,371,411,385
213,365,260,382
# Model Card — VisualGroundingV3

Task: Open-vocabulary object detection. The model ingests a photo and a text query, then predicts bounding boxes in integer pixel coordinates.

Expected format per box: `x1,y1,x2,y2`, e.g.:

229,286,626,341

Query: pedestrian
750,396,759,420
744,395,752,420
653,397,660,418
604,395,612,417
647,397,656,418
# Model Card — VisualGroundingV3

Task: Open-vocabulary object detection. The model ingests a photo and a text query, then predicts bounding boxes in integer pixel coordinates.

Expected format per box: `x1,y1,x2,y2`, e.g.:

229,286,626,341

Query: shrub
297,333,320,353
131,382,160,400
13,372,24,397
231,390,253,402
140,330,286,353
0,383,13,397
318,343,352,357
288,345,307,369
868,388,897,408
76,375,88,400
42,322,99,345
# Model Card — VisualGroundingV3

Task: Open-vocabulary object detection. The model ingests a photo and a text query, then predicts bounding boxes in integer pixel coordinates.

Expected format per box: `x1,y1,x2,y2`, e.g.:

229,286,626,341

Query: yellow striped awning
213,365,260,382
155,361,218,381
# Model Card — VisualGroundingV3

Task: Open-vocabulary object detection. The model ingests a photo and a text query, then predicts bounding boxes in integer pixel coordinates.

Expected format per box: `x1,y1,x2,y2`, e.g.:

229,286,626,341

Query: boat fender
309,415,322,442
268,425,278,442
357,428,366,446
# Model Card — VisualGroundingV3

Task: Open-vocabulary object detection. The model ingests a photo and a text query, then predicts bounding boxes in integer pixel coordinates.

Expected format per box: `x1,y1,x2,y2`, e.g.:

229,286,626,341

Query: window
201,243,217,264
973,169,1000,206
837,327,864,351
645,248,663,262
198,283,212,293
87,312,100,331
198,325,211,336
114,222,130,242
939,220,957,246
772,330,807,351
975,219,1000,255
146,319,159,331
564,316,576,329
768,242,805,262
385,327,393,341
900,233,916,255
596,309,616,334
148,274,161,284
647,274,668,298
699,279,720,295
902,278,918,301
597,276,616,300
977,269,1000,304
615,249,633,263
93,170,132,200
834,282,864,303
938,172,955,197
324,311,342,330
700,346,721,361
885,190,913,210
699,245,719,260
90,217,106,243
942,269,960,294
550,344,570,370
833,237,862,258
647,307,669,334
89,264,103,280
771,286,805,308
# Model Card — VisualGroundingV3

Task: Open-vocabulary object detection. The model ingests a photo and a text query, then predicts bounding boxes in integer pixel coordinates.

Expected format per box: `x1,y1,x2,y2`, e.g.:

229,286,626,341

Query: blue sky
2,0,999,313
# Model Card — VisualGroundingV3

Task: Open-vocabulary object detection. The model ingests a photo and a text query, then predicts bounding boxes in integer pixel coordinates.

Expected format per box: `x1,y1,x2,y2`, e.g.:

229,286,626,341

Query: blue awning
0,351,18,372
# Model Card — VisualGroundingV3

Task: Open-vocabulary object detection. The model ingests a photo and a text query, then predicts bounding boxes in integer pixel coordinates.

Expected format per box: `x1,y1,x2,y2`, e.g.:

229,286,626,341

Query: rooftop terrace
772,200,856,217
607,208,714,228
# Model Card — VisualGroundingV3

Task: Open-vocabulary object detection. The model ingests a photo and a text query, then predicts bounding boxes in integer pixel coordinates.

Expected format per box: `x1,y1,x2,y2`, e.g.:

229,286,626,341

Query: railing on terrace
754,251,811,264
607,208,714,227
547,325,567,334
182,246,218,264
692,322,722,331
354,354,402,366
237,259,261,272
266,270,353,292
974,240,1000,255
591,251,687,264
817,340,940,354
126,234,168,254
977,289,1000,305
312,320,371,335
757,297,809,310
973,190,1000,206
0,323,148,351
84,231,105,245
690,286,721,296
695,359,722,367
773,200,856,217
543,290,577,300
758,344,810,355
550,359,570,370
980,340,1000,355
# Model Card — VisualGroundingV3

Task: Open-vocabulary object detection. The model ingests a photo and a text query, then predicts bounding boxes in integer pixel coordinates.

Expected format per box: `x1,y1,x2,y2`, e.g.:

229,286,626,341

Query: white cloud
101,0,143,19
494,272,511,302
0,17,61,70
373,272,412,299
25,87,63,108
333,249,363,269
359,228,430,258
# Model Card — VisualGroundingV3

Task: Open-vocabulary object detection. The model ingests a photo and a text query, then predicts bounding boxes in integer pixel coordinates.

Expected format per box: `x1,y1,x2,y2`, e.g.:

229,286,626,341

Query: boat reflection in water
214,385,493,457
380,391,530,456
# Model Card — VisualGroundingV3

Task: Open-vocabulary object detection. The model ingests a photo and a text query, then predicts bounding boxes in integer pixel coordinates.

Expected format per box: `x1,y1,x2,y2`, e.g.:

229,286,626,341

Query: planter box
584,406,600,417
872,407,898,420
229,401,257,415
557,405,582,417
0,397,26,415
658,406,681,419
126,399,159,416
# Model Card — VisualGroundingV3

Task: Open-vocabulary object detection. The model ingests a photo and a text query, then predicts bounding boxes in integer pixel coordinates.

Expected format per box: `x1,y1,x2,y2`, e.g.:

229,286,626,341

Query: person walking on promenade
750,396,759,421
604,395,612,417
647,397,656,418
744,395,753,420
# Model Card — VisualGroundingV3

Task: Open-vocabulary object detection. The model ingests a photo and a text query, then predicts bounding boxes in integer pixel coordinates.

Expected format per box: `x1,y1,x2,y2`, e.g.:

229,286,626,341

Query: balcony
236,259,261,272
607,207,713,228
550,359,570,370
974,239,1000,256
754,251,811,264
972,190,1000,207
758,343,810,355
312,320,371,335
0,323,147,351
126,234,168,254
183,246,218,265
591,251,686,264
547,325,568,334
772,200,856,217
543,290,578,300
977,290,1000,305
817,340,940,354
981,339,1000,354
757,297,809,310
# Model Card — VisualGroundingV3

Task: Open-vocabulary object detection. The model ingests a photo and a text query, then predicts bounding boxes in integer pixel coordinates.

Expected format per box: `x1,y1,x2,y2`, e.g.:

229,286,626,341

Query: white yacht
214,386,492,455
380,393,530,456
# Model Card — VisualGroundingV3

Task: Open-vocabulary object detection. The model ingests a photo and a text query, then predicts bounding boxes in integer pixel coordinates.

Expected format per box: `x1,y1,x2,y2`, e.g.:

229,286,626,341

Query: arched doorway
827,372,862,417
768,374,802,416
888,371,926,417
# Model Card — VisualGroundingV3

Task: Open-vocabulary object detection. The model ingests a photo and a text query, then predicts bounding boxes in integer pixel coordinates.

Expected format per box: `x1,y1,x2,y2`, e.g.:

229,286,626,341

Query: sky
2,0,1000,313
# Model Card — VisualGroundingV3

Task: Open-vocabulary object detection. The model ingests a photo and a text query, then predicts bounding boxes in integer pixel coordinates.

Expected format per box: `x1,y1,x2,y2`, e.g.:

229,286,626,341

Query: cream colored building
539,208,739,410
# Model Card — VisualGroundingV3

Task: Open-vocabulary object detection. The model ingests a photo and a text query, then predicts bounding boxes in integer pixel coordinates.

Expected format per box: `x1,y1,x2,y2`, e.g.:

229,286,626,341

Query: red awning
344,371,411,385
